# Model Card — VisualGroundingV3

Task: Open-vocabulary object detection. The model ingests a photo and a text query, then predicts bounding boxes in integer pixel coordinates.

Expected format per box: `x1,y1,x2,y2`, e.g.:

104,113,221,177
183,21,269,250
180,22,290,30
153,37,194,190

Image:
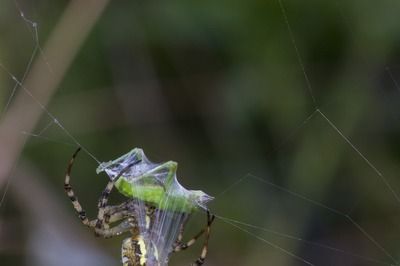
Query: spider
64,147,215,266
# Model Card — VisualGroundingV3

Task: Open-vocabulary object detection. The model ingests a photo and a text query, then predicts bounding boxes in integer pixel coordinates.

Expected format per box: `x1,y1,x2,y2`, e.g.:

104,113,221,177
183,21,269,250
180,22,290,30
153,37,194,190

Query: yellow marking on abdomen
137,236,147,265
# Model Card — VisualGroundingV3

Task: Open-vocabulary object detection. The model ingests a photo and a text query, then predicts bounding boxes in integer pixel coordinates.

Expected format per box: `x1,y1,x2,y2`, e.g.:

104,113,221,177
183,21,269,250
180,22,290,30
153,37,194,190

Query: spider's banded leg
174,219,188,246
106,210,132,224
95,217,137,238
94,206,137,235
91,204,134,228
191,211,215,266
64,147,92,226
173,211,215,264
102,204,136,227
95,162,138,235
105,200,131,214
173,223,205,252
95,180,114,234
104,202,139,226
64,148,131,230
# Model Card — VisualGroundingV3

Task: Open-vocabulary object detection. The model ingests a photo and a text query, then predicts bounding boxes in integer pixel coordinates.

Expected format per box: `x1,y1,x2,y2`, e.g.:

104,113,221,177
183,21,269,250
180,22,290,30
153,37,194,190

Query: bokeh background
1,0,400,265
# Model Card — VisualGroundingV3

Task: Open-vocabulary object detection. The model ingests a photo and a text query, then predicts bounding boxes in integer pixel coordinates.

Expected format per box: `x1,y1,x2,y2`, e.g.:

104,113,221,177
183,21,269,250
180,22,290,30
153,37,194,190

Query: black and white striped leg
64,147,135,236
94,162,137,235
96,217,137,238
95,180,114,235
64,147,92,226
191,211,215,266
173,211,215,265
173,225,205,252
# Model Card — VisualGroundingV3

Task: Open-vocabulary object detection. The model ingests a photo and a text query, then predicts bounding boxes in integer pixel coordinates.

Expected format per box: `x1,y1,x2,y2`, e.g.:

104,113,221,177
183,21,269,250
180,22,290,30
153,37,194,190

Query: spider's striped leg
173,219,188,248
173,224,205,252
105,205,132,224
64,147,93,226
173,211,215,265
191,211,215,266
95,179,115,235
95,162,138,235
95,217,137,238
65,148,130,230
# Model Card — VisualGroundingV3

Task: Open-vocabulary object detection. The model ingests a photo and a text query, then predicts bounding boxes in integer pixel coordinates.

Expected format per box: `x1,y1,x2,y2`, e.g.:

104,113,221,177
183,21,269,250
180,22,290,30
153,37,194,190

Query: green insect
64,147,215,266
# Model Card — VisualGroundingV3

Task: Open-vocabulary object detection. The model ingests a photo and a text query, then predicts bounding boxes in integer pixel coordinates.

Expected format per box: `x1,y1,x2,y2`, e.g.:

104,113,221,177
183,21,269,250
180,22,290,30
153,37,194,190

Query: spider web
1,0,400,266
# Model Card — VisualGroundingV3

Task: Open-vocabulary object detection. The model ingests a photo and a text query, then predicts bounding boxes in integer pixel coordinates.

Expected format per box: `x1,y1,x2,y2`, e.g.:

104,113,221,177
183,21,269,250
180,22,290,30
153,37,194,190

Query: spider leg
191,211,215,266
64,148,134,235
95,217,137,238
173,223,204,252
104,201,136,225
95,162,138,235
95,180,114,234
64,147,92,226
173,211,215,266
93,206,138,236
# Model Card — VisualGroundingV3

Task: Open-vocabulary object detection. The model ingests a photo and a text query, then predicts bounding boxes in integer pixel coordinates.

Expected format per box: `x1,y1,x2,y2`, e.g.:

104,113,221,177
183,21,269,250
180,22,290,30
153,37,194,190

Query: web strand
1,1,399,265
213,174,398,265
278,0,399,203
220,217,315,266
0,1,102,212
274,0,400,262
278,0,317,107
0,63,101,164
317,110,400,204
20,131,76,147
386,67,400,94
215,215,393,266
0,23,38,119
278,0,400,206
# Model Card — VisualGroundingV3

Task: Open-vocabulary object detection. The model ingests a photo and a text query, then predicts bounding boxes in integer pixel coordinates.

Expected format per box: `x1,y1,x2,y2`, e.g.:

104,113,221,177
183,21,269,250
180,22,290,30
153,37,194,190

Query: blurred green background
1,0,400,265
